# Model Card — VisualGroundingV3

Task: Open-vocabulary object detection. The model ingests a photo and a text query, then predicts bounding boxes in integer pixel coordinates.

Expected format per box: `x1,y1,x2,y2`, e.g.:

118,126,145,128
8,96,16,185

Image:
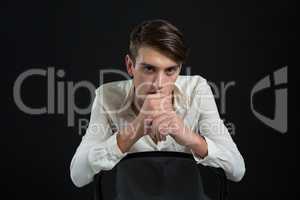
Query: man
70,19,245,187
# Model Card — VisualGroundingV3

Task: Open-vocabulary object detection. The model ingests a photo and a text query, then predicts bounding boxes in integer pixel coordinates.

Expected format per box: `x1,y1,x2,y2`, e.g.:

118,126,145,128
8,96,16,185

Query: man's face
126,46,181,103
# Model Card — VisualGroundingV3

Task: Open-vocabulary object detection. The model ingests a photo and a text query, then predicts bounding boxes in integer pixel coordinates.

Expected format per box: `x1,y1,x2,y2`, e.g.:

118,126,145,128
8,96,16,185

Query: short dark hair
129,19,189,64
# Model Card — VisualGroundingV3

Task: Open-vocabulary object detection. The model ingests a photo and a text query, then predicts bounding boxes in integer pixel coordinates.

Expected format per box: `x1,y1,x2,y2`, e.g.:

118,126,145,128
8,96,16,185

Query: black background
3,0,293,199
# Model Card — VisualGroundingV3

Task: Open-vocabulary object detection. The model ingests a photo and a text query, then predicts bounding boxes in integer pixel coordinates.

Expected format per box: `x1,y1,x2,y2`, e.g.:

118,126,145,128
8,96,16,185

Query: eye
166,67,177,75
144,66,155,73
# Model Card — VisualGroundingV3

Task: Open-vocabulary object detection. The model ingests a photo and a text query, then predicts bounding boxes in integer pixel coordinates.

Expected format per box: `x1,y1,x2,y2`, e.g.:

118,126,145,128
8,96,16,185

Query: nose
153,72,165,91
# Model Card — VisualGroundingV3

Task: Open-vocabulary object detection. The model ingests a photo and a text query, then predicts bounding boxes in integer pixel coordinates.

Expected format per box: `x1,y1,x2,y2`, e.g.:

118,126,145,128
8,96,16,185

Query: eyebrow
140,62,179,70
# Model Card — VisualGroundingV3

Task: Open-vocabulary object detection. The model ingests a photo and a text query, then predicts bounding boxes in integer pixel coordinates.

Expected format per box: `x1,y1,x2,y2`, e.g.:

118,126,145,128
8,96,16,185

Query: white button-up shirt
70,75,245,187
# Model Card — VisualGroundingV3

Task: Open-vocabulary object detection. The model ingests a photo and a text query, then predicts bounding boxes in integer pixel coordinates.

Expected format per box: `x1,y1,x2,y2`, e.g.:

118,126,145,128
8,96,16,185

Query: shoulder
94,79,132,107
176,75,211,96
176,74,208,85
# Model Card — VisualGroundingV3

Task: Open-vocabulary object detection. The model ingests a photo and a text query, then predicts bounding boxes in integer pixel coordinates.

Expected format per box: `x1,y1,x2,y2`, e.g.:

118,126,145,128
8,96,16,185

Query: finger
155,127,161,143
152,113,170,129
151,113,170,142
144,118,153,135
158,116,173,136
160,134,167,141
153,109,172,119
155,118,172,143
148,128,157,143
160,95,173,112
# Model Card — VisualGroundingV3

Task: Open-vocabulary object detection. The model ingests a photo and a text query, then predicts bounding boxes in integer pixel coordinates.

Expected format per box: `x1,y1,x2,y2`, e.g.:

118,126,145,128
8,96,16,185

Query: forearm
186,131,208,159
190,119,246,181
117,118,143,153
71,132,126,187
71,123,137,187
117,128,139,153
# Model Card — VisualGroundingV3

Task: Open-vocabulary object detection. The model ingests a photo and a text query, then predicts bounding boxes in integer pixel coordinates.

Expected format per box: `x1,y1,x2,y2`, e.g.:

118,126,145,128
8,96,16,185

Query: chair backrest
93,151,228,200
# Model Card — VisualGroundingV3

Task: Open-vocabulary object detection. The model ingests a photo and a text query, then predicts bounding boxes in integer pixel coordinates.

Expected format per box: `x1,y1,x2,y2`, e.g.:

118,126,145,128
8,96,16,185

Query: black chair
93,151,228,200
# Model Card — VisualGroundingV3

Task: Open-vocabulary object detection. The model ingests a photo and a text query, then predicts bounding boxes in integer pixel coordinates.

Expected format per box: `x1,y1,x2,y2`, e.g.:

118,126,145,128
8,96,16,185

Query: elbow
70,156,87,188
229,157,246,182
231,164,245,182
70,159,94,188
70,148,96,187
70,168,88,188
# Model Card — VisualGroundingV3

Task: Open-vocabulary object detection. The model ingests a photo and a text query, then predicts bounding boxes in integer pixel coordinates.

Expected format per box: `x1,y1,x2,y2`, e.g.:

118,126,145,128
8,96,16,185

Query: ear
125,54,134,77
177,63,182,75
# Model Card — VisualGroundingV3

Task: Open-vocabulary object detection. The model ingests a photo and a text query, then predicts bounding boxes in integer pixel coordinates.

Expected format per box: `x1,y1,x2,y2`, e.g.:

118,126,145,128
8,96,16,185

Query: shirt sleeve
70,87,128,187
190,77,246,182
